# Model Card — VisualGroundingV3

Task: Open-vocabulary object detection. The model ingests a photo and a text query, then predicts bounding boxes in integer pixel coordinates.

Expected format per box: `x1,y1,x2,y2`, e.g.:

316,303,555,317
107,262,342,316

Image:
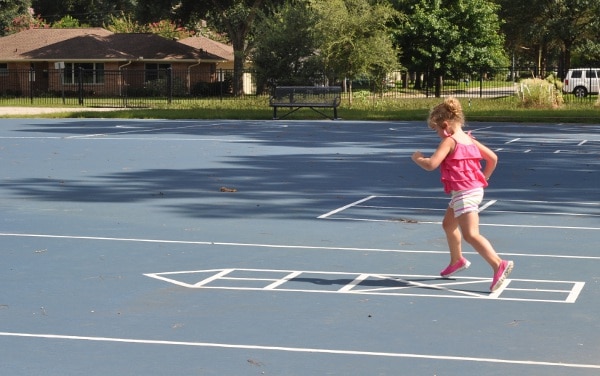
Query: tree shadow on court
12,119,432,150
2,120,599,220
0,151,432,219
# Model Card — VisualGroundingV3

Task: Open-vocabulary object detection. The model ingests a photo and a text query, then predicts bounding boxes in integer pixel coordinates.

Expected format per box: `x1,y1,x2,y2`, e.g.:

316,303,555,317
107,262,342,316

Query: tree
207,1,263,96
494,0,541,68
105,13,147,33
0,0,32,36
495,0,600,75
135,0,178,24
574,36,600,67
311,0,400,103
31,0,137,26
52,15,83,28
252,0,319,91
540,0,600,72
154,0,286,96
394,0,507,97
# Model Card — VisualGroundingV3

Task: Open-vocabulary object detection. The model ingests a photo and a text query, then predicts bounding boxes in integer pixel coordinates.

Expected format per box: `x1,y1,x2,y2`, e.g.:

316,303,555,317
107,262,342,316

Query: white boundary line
320,195,600,230
370,195,600,206
318,195,376,219
321,217,600,230
1,232,600,260
0,331,598,370
478,199,497,212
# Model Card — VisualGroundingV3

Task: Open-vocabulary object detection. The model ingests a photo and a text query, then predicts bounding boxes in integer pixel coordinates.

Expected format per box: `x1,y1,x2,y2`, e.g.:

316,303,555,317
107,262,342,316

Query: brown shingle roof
0,28,225,62
179,36,234,61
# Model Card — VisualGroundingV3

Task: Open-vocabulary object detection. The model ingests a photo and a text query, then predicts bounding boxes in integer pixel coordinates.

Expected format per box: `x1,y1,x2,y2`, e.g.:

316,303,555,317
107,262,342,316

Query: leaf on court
220,186,238,192
247,359,263,367
394,218,418,223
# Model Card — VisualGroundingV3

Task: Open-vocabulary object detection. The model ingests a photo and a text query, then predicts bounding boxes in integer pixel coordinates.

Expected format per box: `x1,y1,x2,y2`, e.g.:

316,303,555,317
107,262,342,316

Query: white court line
318,195,376,219
324,216,600,231
369,275,483,298
0,331,598,370
355,207,600,218
265,271,303,290
478,199,497,212
478,209,600,218
371,195,600,206
566,282,586,303
322,195,600,229
1,231,600,260
337,273,370,292
193,269,234,287
0,135,260,142
65,122,208,138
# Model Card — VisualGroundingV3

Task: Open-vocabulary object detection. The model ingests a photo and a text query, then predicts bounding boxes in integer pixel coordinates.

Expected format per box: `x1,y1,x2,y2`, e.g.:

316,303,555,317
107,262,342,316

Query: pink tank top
440,135,488,194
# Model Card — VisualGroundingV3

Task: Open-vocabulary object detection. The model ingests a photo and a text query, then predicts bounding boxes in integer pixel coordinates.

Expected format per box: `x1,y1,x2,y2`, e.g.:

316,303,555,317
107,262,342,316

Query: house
179,36,255,94
179,36,234,70
0,28,234,97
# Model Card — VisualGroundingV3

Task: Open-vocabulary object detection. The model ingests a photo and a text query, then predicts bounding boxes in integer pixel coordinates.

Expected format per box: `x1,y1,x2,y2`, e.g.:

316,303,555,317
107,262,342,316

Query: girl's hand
412,151,424,162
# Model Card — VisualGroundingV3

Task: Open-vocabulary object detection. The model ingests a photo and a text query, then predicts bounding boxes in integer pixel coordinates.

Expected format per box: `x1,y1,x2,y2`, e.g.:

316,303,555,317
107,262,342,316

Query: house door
31,62,49,95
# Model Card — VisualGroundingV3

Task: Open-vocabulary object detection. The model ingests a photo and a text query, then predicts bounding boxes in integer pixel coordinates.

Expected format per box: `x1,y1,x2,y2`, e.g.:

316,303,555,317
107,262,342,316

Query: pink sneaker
490,260,514,292
440,257,471,278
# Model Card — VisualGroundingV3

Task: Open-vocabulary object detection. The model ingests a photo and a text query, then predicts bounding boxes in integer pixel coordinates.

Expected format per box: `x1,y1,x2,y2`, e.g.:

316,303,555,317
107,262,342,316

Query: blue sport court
0,118,598,375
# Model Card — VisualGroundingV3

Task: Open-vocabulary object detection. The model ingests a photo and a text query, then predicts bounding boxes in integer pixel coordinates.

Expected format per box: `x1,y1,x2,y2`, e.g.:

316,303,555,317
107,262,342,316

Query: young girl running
411,97,513,292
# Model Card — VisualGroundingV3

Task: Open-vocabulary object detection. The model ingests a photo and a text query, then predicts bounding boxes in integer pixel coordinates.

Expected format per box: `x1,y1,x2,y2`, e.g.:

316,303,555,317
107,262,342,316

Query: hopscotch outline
144,268,585,304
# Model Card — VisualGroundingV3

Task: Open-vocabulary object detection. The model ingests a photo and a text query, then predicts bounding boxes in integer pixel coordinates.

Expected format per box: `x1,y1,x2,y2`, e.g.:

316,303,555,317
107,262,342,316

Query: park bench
269,86,342,120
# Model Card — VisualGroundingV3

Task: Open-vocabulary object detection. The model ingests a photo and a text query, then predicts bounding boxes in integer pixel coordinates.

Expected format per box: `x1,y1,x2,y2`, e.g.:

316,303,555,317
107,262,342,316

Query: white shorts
449,188,484,218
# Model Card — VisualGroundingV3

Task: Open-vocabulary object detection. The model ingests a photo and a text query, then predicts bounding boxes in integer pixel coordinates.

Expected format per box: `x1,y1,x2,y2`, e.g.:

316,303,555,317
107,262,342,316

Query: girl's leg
457,211,502,272
442,206,463,264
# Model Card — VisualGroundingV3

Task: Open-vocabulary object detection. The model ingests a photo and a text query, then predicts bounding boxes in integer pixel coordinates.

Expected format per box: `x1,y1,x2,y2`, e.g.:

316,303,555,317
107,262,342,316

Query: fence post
219,68,223,101
167,67,173,104
479,68,484,98
78,67,84,105
425,68,430,98
121,69,128,108
60,66,65,105
29,66,34,104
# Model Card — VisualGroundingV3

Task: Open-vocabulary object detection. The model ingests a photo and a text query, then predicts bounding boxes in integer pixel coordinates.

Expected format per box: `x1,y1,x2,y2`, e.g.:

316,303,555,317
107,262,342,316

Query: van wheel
573,86,588,97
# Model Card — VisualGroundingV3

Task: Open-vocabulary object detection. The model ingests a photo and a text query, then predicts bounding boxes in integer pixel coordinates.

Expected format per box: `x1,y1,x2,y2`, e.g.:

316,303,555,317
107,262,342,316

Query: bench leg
273,106,278,120
333,107,338,120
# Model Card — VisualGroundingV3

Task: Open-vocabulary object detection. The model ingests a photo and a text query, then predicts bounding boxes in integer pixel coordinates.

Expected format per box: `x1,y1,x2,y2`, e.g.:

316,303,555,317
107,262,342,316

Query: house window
0,63,7,77
63,63,104,84
145,63,171,82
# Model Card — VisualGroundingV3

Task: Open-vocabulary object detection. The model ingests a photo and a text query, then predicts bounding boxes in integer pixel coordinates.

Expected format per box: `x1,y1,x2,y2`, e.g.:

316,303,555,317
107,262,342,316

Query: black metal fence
0,66,596,107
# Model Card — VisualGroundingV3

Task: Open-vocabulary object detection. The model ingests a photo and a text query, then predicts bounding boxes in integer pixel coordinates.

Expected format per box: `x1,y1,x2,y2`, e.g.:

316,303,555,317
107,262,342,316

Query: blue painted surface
0,118,599,375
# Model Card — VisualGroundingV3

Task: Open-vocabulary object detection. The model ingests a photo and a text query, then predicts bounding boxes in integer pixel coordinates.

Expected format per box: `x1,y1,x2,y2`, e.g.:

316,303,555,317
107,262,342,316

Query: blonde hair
428,97,465,129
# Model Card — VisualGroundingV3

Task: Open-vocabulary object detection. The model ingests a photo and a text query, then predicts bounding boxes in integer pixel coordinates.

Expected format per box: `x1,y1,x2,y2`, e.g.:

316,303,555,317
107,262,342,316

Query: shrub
516,77,563,108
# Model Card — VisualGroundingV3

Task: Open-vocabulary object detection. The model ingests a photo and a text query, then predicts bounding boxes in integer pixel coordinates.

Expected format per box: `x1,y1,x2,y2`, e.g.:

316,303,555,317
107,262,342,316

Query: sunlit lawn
1,91,599,123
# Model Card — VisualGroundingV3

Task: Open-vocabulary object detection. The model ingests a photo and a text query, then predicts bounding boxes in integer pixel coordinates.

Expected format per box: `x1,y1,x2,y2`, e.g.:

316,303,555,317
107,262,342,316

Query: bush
191,78,233,97
516,77,564,108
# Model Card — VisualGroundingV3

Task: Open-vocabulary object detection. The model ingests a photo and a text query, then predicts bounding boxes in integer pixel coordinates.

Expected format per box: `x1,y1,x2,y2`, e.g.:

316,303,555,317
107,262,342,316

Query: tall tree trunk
435,74,443,98
211,0,264,97
231,41,246,96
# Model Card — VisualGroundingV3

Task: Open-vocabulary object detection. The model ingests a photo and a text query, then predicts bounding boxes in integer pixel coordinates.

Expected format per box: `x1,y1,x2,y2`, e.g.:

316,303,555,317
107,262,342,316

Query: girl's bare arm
474,139,498,180
412,138,454,171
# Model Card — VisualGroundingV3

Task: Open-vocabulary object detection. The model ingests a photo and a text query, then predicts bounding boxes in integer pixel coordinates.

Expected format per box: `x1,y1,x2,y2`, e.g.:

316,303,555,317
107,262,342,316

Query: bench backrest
270,86,342,106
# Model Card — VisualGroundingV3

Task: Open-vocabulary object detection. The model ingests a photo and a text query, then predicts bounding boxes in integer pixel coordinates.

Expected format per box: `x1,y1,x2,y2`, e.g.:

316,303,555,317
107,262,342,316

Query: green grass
2,95,599,123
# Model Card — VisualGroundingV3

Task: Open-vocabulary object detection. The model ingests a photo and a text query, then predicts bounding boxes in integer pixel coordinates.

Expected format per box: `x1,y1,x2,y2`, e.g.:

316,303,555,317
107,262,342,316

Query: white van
562,68,600,97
